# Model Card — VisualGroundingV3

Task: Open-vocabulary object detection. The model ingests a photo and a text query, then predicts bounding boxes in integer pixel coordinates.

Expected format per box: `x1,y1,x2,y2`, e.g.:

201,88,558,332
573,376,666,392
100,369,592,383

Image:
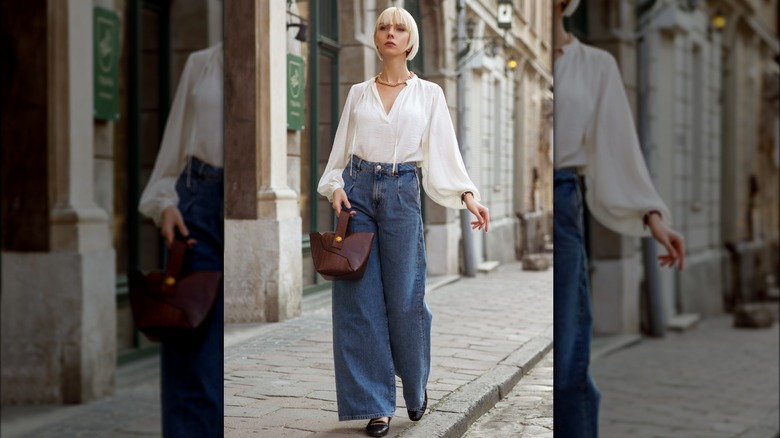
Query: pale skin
160,205,196,248
553,0,685,270
332,20,491,234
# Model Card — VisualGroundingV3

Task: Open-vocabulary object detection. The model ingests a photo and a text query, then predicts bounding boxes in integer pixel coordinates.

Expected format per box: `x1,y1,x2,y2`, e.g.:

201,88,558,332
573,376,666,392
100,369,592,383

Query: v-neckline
554,34,577,64
372,80,410,119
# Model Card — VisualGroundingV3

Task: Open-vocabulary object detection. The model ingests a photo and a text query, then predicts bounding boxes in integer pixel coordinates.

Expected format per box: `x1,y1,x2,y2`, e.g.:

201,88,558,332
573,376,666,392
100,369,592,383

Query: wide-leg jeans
331,156,432,421
553,168,600,437
160,157,224,437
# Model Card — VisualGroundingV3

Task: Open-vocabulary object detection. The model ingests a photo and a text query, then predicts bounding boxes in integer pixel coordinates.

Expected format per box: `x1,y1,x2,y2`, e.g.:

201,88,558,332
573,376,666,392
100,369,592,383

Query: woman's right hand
160,205,195,248
332,188,356,216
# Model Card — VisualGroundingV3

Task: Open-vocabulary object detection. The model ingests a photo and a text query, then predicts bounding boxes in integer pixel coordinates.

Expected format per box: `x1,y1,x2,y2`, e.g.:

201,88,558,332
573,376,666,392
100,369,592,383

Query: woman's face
375,20,411,60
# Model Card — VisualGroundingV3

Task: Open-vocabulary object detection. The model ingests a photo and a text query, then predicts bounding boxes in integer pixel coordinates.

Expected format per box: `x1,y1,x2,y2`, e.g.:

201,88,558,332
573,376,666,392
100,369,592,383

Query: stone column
584,0,645,336
2,0,116,404
420,1,463,276
224,0,302,323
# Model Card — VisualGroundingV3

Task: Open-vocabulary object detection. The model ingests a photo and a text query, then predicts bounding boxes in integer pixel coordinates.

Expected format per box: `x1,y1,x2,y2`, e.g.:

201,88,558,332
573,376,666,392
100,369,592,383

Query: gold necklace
376,71,413,87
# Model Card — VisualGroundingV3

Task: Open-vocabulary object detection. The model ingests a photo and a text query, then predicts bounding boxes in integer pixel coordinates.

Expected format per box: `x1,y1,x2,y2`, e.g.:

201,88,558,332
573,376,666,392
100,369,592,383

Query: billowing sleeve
420,85,480,209
317,85,359,202
138,54,196,225
583,55,671,236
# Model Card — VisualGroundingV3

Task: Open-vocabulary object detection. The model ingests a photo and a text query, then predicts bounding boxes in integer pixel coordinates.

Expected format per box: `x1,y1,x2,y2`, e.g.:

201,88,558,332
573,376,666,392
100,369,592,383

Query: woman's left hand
464,194,489,232
647,213,685,271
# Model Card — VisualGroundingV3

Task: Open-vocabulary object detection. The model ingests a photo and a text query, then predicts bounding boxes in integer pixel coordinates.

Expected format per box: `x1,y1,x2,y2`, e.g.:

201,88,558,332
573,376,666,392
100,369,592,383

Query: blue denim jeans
331,156,432,421
160,157,224,437
553,168,600,437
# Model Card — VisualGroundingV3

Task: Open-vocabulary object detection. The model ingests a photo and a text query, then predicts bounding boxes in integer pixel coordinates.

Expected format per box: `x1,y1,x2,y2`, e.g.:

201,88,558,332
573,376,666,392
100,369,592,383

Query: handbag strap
331,210,351,250
161,237,188,293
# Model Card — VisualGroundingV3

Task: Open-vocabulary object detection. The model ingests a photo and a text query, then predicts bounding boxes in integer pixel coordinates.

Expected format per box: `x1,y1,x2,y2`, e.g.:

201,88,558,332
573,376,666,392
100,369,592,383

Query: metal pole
637,30,665,337
456,0,477,277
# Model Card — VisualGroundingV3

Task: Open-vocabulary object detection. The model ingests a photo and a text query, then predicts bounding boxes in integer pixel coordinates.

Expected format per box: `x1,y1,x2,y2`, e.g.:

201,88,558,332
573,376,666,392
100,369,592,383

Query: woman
317,7,489,437
139,43,224,437
553,1,685,436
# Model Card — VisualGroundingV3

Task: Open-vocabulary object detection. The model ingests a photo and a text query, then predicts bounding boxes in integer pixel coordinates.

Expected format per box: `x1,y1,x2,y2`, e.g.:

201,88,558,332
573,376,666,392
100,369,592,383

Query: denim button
376,165,382,170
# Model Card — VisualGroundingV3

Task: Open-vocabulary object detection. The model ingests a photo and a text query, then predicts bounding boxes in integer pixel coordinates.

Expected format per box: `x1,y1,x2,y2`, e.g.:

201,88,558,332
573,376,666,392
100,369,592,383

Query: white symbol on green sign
287,54,305,131
97,18,115,74
290,65,302,99
94,7,119,121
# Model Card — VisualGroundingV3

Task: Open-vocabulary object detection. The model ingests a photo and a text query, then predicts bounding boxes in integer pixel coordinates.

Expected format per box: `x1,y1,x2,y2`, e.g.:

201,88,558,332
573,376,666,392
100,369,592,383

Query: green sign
287,54,305,131
93,7,120,121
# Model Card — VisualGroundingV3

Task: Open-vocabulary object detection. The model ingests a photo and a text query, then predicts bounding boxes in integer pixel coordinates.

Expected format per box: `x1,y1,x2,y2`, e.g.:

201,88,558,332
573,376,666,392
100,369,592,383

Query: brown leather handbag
128,237,222,342
310,210,374,281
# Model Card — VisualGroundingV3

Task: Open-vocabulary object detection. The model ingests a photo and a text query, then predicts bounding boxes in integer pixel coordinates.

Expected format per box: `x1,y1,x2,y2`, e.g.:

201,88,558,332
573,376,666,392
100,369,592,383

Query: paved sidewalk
462,351,553,438
0,261,551,437
591,314,780,438
224,261,553,437
0,359,162,437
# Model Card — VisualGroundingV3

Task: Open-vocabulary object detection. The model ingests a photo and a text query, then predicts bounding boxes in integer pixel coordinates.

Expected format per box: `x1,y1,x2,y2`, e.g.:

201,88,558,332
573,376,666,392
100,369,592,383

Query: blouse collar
555,34,579,62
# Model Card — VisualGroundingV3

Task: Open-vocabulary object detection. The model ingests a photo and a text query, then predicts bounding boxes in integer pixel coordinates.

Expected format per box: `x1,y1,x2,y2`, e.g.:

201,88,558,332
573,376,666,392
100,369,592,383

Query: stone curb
399,324,554,438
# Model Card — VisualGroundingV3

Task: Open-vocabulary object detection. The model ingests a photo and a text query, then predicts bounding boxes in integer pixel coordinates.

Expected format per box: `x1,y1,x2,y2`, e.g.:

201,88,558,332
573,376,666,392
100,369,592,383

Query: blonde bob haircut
373,7,419,61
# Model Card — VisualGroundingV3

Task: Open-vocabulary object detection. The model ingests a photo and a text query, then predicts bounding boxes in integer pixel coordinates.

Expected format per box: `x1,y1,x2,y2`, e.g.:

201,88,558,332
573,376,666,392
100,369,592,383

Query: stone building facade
0,0,553,405
567,0,779,335
222,0,553,323
1,0,222,404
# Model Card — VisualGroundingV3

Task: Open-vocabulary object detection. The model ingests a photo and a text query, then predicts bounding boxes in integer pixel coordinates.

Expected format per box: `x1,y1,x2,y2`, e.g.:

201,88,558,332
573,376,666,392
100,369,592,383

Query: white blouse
554,37,670,236
317,76,480,210
138,43,224,225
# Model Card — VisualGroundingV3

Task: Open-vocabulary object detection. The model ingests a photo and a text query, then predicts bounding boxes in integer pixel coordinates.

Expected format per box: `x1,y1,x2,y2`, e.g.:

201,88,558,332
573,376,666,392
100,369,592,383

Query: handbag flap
128,269,222,332
312,232,374,270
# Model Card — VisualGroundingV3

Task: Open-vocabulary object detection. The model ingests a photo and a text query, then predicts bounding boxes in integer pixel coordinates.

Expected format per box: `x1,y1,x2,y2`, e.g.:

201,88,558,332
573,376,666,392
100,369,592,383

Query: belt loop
186,155,193,188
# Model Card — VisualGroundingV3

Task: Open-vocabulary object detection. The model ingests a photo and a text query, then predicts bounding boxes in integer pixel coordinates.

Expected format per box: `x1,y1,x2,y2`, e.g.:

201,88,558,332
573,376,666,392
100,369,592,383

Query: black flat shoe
365,417,390,437
407,390,428,421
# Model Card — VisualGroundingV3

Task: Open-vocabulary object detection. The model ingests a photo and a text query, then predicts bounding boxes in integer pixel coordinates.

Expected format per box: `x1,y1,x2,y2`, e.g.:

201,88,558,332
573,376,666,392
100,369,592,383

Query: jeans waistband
554,167,581,185
187,156,223,181
351,155,417,175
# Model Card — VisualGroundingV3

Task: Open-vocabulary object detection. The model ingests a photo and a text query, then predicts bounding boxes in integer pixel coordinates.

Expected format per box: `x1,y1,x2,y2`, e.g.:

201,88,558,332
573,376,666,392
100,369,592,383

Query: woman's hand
160,205,196,248
332,188,356,217
647,213,685,271
464,194,489,232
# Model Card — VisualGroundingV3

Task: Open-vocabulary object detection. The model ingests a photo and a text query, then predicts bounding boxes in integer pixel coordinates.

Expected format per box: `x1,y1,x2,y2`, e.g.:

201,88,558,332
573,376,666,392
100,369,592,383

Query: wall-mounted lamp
287,22,308,42
507,57,518,70
497,0,513,30
711,10,726,31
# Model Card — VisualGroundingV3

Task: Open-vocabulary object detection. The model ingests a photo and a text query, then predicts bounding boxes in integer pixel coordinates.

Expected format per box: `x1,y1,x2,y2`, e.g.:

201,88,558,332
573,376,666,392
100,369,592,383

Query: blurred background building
1,0,222,404
1,0,551,407
566,0,779,336
222,0,553,324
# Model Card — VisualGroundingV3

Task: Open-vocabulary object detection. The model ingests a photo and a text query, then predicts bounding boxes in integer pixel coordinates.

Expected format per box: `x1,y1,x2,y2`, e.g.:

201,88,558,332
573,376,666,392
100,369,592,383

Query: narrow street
593,314,779,438
462,351,553,438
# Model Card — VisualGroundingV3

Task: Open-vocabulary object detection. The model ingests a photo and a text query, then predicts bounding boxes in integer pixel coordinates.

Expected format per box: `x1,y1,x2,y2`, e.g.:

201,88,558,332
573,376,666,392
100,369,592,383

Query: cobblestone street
1,262,553,437
223,262,553,437
6,263,776,438
592,314,780,438
462,351,553,438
